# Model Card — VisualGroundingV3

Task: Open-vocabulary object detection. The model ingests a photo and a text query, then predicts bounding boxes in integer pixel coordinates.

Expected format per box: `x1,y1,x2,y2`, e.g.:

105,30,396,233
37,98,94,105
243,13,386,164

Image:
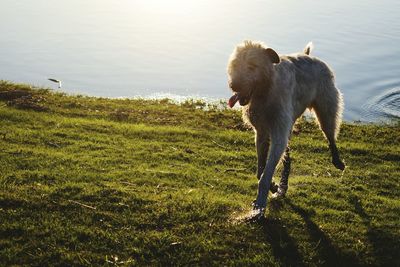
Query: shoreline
1,80,398,125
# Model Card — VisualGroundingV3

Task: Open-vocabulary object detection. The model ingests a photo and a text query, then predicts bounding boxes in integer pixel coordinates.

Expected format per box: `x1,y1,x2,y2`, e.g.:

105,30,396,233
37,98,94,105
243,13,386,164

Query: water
0,0,399,122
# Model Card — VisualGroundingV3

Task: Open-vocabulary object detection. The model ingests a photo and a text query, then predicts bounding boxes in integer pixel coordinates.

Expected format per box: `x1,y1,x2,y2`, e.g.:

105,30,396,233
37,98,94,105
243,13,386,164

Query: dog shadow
349,195,399,266
257,198,362,267
258,215,306,267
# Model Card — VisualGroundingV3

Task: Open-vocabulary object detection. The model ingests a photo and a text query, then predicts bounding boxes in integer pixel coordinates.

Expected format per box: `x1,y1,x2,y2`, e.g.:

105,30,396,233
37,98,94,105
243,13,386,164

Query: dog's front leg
254,132,289,212
256,130,269,180
256,130,280,194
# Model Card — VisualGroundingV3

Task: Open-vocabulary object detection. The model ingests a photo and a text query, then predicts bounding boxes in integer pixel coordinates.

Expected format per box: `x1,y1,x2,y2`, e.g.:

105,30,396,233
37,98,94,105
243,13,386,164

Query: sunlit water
1,0,399,122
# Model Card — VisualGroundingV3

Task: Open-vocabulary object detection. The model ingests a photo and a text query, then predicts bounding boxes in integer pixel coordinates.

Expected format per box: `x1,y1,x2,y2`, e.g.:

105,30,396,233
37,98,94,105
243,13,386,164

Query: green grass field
0,80,399,266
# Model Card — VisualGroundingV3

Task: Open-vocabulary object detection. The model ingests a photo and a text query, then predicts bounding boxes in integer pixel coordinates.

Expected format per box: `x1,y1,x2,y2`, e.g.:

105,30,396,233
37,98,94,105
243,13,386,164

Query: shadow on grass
286,199,362,266
260,216,305,267
350,195,400,266
258,198,362,267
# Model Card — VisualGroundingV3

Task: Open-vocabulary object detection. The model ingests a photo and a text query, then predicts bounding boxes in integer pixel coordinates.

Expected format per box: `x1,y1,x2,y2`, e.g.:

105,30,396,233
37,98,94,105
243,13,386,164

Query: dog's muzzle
228,92,251,108
239,95,250,106
228,93,240,108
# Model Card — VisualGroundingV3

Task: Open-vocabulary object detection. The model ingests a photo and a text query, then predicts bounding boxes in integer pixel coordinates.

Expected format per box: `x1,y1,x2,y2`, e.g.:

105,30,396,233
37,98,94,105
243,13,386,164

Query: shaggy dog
227,41,345,217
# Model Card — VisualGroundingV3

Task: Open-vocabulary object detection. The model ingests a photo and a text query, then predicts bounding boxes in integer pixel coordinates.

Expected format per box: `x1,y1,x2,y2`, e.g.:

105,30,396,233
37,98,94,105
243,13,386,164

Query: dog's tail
303,41,314,55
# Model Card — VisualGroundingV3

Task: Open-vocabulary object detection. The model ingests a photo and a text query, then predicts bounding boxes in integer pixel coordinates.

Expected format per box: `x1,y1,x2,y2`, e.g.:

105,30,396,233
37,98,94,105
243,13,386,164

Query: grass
0,80,399,266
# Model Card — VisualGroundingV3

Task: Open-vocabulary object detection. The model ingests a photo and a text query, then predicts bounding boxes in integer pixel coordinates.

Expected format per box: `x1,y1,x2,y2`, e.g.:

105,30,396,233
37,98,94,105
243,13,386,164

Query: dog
227,40,345,217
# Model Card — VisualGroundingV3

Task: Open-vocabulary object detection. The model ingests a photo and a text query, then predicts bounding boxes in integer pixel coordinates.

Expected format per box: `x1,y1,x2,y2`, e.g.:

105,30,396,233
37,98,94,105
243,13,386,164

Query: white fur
227,40,345,214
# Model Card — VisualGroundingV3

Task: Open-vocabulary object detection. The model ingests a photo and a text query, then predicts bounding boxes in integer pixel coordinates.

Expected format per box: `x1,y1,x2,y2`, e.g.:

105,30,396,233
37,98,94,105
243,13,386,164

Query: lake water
1,0,399,122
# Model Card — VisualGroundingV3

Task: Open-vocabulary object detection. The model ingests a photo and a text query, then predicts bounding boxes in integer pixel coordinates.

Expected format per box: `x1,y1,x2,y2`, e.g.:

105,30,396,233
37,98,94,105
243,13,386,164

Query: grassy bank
0,81,399,266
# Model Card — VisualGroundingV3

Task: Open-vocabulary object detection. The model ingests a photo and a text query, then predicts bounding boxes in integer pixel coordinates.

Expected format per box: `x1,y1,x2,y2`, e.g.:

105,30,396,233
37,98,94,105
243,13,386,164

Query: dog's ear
265,48,280,64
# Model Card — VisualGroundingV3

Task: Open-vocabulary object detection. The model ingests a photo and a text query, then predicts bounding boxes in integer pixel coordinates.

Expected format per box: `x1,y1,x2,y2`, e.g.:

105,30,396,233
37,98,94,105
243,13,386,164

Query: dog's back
273,44,343,141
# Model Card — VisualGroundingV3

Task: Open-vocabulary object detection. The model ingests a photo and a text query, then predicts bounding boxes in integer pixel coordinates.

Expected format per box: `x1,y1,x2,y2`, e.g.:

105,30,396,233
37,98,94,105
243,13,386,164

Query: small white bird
48,78,62,88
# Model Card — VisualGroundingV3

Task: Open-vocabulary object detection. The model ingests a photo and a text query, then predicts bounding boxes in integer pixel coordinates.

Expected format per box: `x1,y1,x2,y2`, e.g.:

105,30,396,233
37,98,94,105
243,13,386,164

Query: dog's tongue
228,93,240,108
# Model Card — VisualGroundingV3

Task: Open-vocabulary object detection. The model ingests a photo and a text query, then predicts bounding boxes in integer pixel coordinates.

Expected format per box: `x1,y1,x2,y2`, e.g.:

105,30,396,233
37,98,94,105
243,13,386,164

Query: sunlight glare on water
0,0,399,122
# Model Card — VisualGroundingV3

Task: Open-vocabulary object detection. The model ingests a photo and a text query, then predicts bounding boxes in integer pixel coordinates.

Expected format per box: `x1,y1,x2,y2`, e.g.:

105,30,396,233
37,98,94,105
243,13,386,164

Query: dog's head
227,40,280,108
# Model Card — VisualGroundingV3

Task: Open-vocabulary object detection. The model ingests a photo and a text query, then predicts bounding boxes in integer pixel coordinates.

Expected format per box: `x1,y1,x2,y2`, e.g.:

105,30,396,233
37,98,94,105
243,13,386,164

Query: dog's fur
227,40,345,213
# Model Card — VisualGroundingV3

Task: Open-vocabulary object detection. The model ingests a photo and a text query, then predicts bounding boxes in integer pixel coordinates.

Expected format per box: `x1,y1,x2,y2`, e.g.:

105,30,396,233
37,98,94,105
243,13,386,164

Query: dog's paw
269,182,279,193
271,191,285,199
243,208,266,223
332,159,345,171
271,186,287,199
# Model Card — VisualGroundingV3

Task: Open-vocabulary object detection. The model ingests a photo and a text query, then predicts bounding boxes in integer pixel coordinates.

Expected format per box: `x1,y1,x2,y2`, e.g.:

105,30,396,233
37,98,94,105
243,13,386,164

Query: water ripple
362,87,400,121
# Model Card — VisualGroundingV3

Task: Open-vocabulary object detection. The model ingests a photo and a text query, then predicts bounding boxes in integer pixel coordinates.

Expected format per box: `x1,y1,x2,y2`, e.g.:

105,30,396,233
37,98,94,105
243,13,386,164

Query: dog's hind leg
328,141,345,170
276,146,291,196
313,86,345,170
